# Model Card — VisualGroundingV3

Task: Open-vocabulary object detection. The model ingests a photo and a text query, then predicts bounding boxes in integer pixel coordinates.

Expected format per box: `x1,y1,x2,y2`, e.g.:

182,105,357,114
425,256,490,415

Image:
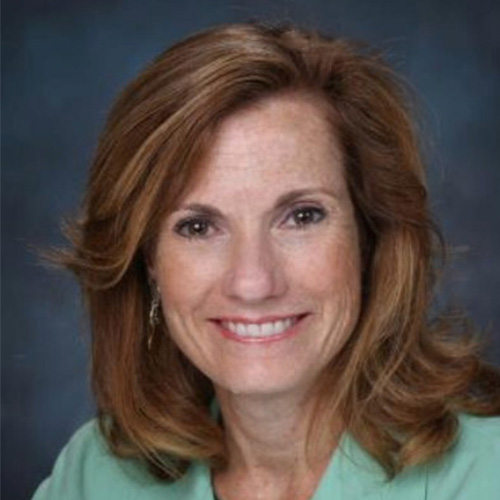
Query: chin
211,365,320,399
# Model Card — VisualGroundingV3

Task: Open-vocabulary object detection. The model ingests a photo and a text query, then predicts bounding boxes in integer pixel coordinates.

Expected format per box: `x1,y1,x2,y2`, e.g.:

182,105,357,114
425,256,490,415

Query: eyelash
174,205,327,239
174,216,216,239
284,205,327,229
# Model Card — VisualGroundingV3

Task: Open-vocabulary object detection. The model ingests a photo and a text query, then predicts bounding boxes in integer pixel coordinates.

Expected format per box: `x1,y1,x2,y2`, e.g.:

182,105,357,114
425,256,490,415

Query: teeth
261,322,274,335
248,324,260,336
222,317,298,337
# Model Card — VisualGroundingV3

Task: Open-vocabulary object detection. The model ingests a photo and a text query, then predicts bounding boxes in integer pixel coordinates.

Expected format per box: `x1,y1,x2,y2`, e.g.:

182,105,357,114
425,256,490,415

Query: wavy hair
59,23,500,479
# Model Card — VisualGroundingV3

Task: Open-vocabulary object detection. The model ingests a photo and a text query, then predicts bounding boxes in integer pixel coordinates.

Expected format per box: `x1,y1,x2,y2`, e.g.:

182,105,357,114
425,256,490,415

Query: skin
149,93,361,500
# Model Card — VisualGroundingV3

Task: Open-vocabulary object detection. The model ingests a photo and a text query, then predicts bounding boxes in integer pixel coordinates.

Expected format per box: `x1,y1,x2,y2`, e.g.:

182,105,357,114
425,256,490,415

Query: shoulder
446,413,500,470
31,420,159,500
456,412,500,449
316,415,500,500
31,420,213,500
379,414,500,500
424,414,500,499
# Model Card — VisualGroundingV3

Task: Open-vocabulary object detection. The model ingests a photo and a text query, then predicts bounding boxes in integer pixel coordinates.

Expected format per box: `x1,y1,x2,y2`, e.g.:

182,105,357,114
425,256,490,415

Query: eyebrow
175,203,224,219
174,187,340,217
273,188,340,211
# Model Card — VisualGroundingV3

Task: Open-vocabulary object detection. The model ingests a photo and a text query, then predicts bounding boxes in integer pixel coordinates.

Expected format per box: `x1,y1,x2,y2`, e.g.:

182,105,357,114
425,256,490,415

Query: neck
213,386,342,500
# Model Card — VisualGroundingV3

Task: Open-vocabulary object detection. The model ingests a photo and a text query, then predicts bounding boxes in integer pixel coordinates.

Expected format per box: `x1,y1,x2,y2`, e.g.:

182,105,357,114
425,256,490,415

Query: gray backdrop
2,1,499,499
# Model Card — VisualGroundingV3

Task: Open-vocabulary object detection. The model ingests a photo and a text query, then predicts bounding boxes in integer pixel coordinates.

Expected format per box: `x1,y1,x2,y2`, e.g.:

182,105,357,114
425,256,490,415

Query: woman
33,23,500,500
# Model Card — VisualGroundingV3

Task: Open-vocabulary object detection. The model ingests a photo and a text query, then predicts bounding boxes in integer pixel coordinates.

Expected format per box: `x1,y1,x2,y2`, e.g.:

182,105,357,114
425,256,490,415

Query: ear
142,244,158,285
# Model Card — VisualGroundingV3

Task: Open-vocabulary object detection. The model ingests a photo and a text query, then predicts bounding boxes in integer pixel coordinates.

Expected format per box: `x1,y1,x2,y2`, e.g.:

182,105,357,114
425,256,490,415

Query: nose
222,230,287,303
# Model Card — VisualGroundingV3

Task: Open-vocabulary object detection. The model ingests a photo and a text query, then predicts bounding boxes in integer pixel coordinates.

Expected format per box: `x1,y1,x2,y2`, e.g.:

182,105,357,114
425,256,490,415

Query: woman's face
150,94,361,399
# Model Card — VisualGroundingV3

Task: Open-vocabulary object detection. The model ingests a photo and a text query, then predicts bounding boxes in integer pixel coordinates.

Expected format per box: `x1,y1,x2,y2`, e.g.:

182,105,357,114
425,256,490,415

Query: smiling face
150,93,361,400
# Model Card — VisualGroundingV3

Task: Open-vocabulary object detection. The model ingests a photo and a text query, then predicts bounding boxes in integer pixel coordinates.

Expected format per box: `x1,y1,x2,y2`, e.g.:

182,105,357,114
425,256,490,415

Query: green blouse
32,414,500,500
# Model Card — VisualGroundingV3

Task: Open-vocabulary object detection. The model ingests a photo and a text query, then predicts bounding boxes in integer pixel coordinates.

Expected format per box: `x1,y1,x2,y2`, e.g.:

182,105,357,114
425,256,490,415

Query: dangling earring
148,286,161,351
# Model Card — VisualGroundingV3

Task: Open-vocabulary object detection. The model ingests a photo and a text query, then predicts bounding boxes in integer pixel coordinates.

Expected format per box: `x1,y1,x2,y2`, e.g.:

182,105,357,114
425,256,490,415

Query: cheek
290,230,361,298
154,241,225,311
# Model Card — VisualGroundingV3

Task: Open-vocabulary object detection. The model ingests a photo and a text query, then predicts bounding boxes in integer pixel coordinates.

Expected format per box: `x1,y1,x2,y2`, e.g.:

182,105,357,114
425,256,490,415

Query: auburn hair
59,23,500,479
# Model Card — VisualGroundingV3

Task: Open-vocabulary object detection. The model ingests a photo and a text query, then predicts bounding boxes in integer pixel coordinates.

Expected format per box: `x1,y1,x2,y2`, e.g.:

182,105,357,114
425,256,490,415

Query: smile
215,314,308,342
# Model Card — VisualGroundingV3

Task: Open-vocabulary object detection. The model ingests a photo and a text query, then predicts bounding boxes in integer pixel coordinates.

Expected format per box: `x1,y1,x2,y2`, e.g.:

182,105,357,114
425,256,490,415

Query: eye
284,205,326,228
174,217,216,239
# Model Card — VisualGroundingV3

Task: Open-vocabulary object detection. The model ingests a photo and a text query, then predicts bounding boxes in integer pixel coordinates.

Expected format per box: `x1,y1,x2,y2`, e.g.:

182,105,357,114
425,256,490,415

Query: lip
210,313,310,344
215,313,306,325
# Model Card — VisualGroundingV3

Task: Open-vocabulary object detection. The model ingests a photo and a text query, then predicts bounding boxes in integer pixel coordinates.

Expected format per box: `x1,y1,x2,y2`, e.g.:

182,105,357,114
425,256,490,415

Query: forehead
181,93,346,202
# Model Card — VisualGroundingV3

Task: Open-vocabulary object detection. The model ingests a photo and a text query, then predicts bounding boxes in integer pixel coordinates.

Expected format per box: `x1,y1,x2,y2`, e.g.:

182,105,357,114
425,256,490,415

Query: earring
147,286,161,351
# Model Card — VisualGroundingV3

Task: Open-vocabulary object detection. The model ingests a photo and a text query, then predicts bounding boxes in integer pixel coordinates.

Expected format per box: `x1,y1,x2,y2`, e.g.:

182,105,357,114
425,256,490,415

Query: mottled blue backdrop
2,1,499,499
